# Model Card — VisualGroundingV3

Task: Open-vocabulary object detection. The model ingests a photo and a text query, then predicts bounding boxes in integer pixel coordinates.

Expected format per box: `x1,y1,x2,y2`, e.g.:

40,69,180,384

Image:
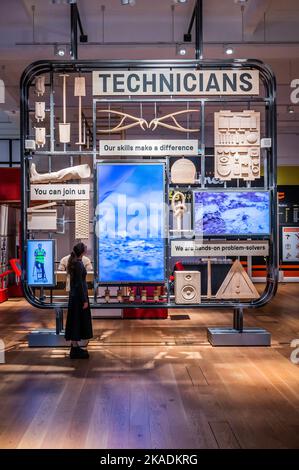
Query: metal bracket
28,306,66,347
207,307,271,346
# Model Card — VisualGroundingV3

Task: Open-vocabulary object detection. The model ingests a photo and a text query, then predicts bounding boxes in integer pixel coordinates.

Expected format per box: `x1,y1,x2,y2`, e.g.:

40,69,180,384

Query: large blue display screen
27,239,55,286
96,163,165,283
194,190,270,236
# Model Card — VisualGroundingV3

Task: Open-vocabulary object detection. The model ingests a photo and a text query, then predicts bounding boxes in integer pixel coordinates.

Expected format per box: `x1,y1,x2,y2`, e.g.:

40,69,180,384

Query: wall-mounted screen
27,239,55,286
193,190,270,236
96,162,165,283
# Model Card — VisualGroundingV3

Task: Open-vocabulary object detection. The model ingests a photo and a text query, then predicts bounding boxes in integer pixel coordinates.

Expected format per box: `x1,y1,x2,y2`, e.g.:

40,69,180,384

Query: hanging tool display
34,127,46,148
35,75,45,96
59,74,71,143
74,76,86,145
35,102,45,122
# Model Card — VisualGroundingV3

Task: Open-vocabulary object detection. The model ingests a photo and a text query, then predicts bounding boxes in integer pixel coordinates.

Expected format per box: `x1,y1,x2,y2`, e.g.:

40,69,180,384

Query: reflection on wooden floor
0,283,299,449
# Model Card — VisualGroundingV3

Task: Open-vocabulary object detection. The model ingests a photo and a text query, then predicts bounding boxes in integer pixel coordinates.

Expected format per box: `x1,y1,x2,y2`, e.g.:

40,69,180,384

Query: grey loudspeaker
174,270,201,304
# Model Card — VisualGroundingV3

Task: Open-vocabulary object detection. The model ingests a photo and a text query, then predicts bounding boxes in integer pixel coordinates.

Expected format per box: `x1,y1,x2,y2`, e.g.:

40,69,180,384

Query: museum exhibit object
170,158,196,184
34,127,46,148
75,200,89,240
174,270,201,304
215,259,260,300
59,74,71,144
35,101,46,123
35,75,45,97
74,76,86,145
214,110,261,181
27,202,57,231
20,56,278,347
29,163,91,183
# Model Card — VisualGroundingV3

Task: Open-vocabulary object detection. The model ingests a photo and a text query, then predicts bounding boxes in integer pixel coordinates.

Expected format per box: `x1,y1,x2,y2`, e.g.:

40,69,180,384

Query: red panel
0,168,21,202
283,271,299,277
123,308,168,319
7,284,23,297
252,271,267,277
0,288,8,303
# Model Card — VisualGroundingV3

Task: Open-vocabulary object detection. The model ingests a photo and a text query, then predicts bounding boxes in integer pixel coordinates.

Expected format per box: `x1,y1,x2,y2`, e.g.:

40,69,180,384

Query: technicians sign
92,70,259,96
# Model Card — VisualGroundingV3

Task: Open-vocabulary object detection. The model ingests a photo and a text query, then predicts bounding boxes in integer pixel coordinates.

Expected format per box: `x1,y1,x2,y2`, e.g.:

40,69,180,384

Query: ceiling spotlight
174,0,188,3
288,105,295,114
54,44,67,57
176,44,187,56
224,45,234,55
121,0,136,5
51,0,72,4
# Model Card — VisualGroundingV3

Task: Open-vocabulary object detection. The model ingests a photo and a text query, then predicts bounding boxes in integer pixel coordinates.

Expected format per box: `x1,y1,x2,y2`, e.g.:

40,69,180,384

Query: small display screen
27,239,55,286
96,162,165,283
193,190,270,236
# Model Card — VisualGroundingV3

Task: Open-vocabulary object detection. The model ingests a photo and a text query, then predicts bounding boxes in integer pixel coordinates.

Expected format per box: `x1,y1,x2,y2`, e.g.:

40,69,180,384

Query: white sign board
30,184,90,201
282,227,299,262
0,79,4,104
0,339,4,364
99,139,198,157
93,70,259,96
171,240,269,257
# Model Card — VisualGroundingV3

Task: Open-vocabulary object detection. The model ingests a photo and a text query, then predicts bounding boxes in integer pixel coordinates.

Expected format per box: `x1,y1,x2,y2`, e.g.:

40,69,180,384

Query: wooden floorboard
0,283,299,449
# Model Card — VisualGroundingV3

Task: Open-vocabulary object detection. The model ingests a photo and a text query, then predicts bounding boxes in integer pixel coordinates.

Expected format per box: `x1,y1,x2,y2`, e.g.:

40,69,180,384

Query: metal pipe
187,5,196,35
17,40,299,47
76,6,84,37
70,3,78,60
195,0,203,59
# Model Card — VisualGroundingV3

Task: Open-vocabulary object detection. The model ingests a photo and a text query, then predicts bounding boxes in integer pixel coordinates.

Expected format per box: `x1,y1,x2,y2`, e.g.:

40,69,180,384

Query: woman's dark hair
67,242,86,277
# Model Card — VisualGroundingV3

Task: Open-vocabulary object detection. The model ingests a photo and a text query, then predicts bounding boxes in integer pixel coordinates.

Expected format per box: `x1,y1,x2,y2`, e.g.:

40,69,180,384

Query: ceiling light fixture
288,105,295,114
174,0,188,3
176,44,187,56
54,44,67,57
121,0,136,5
224,45,234,55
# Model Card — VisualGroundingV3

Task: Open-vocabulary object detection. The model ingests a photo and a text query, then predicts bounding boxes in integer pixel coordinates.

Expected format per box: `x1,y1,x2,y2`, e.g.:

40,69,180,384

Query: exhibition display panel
20,59,278,324
96,162,166,284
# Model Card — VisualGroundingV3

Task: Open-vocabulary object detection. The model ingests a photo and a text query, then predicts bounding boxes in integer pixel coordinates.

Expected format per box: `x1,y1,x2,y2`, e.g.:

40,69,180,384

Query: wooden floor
0,283,299,449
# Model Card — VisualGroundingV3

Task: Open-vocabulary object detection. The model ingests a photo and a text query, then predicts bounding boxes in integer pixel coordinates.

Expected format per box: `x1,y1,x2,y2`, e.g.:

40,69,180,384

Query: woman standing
65,242,93,359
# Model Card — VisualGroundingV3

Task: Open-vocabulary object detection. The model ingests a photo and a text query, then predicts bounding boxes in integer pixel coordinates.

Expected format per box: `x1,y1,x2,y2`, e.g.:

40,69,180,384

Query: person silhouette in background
65,242,93,359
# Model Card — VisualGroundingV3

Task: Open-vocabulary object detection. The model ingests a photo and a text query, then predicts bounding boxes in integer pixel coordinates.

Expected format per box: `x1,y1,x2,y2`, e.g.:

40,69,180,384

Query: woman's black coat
65,260,93,341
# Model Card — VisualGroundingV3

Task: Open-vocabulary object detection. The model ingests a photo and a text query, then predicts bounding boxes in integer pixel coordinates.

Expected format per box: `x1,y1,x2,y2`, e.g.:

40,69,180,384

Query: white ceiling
0,0,298,164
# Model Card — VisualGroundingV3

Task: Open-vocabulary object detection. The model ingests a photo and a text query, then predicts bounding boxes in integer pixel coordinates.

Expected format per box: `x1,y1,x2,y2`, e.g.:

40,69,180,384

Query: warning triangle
216,260,259,300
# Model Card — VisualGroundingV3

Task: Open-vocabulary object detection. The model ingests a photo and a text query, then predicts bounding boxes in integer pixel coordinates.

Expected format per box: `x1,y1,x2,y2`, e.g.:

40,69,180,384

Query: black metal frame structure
20,59,278,319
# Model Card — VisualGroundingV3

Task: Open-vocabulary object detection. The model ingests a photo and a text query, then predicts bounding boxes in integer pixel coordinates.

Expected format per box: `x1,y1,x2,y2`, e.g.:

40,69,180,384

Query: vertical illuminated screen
27,239,55,286
97,163,165,283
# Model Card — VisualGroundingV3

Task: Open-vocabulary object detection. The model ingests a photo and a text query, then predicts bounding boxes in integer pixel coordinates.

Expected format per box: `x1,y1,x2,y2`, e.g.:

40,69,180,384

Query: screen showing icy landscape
97,163,165,283
194,191,270,236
